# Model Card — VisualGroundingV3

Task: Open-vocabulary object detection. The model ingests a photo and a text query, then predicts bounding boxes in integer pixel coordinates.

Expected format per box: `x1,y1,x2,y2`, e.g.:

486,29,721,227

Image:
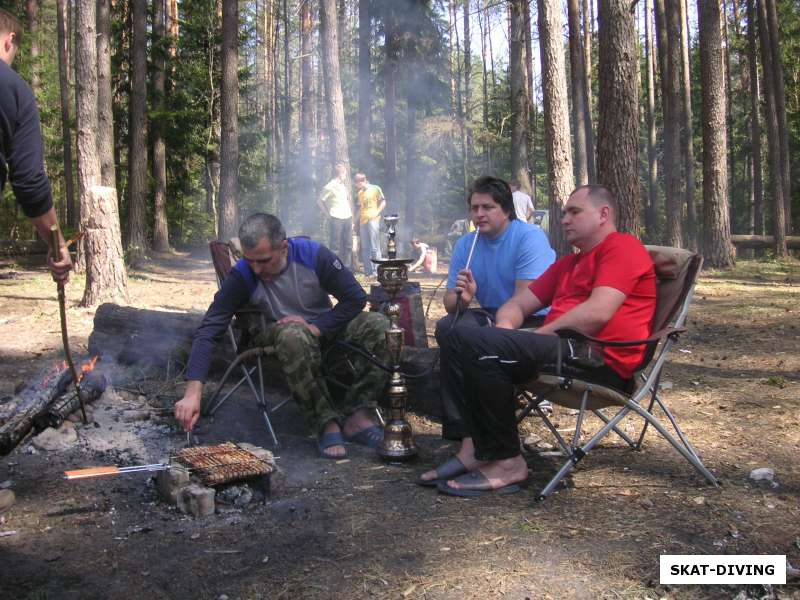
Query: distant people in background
354,172,386,276
317,163,353,267
0,8,72,284
510,179,535,223
409,238,430,273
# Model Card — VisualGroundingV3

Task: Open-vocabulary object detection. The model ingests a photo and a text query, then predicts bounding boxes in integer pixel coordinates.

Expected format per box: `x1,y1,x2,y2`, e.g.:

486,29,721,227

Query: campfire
0,356,106,455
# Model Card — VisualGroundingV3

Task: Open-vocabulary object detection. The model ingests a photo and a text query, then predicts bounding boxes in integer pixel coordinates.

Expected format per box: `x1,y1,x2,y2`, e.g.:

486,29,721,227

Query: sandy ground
0,248,798,599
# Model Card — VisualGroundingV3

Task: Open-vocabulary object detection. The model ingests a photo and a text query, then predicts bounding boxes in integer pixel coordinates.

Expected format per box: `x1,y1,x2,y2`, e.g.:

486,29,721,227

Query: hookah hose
448,230,480,334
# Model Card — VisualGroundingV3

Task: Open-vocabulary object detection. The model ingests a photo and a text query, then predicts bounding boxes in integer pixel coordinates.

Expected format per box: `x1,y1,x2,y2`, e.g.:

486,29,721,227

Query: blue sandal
318,430,347,459
344,425,384,449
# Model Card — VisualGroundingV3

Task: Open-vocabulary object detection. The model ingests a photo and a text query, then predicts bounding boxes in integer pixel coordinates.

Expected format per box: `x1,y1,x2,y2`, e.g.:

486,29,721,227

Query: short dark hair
572,184,617,214
467,175,516,220
238,213,286,249
0,8,22,45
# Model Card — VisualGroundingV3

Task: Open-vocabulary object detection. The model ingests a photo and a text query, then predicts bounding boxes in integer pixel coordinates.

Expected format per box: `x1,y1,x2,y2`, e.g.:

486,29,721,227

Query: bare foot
319,420,346,458
419,437,486,482
446,454,528,490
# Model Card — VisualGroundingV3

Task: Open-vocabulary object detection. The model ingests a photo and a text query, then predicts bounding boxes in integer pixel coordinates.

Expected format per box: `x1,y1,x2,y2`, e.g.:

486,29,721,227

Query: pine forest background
1,0,798,271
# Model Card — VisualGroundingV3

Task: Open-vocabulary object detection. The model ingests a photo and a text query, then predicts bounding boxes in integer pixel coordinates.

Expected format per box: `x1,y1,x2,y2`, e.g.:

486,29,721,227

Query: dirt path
0,251,798,599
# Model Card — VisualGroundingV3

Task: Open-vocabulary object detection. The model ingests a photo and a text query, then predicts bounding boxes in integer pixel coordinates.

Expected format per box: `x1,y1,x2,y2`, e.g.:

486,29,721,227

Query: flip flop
344,424,383,449
417,456,468,487
436,470,522,498
318,430,347,459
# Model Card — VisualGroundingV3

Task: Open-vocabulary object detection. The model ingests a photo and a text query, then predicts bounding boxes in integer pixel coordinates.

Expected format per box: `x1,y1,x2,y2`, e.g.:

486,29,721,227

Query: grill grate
173,442,273,486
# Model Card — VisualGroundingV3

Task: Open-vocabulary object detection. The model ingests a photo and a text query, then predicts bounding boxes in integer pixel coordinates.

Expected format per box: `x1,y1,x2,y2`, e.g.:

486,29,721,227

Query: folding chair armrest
554,326,686,347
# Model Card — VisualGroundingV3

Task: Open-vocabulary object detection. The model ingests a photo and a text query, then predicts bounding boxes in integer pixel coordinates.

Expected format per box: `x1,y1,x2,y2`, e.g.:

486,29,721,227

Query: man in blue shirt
419,175,555,486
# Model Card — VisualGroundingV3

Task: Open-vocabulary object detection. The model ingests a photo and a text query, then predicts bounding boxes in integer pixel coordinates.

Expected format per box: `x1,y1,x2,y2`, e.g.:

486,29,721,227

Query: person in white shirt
510,179,535,223
317,163,354,267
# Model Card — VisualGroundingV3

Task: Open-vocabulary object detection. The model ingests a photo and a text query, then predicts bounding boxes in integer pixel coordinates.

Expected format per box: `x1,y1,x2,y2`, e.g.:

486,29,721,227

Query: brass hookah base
374,281,418,462
377,370,418,461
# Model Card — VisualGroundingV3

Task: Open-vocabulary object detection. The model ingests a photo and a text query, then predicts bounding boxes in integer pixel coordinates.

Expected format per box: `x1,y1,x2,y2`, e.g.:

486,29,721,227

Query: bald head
570,184,616,216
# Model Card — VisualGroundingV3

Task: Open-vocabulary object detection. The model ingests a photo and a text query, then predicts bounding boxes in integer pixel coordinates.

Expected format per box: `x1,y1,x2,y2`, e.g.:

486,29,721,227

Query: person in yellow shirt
354,173,386,276
317,163,354,267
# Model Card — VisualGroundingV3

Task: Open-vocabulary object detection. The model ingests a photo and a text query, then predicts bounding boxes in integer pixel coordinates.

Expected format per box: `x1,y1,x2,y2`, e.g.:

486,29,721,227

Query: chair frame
517,248,719,501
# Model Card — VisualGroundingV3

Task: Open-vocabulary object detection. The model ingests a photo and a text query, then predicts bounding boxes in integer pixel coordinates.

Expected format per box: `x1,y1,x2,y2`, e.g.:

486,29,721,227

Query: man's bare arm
495,281,543,329
535,286,626,337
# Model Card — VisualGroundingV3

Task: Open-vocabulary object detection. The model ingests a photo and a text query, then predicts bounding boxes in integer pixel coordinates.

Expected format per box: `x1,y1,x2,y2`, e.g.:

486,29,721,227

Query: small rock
233,488,253,508
122,410,150,423
156,463,190,505
0,480,12,489
639,498,654,509
0,489,15,511
523,434,541,447
177,484,215,518
749,467,776,483
660,381,674,390
692,496,706,506
137,395,147,404
216,595,229,600
32,421,78,452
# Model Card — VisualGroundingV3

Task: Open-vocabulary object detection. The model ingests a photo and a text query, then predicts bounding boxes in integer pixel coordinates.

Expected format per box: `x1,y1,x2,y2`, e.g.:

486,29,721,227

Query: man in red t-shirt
432,184,656,497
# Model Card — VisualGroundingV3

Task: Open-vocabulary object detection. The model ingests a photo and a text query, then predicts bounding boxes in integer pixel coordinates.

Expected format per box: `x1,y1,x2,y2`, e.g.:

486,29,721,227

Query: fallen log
88,303,208,369
731,235,800,250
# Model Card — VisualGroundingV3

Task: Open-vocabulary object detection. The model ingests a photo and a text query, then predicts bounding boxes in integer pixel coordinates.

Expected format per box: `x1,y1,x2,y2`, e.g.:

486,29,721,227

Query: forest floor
0,248,799,600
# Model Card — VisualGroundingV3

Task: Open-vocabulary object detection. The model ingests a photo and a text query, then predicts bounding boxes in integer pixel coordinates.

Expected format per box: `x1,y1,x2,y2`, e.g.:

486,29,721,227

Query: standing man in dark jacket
175,214,389,459
0,9,71,283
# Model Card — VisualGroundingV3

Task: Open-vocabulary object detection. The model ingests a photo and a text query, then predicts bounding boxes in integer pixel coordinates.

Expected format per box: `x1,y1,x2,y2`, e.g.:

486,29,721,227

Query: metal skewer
64,463,179,480
464,230,480,271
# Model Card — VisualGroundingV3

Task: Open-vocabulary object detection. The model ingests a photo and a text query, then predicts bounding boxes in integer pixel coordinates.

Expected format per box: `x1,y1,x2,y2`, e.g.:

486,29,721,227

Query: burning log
0,360,105,455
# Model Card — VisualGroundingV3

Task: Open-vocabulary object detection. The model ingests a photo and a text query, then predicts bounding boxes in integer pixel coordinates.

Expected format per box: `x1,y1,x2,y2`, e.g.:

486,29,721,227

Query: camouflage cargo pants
254,311,389,434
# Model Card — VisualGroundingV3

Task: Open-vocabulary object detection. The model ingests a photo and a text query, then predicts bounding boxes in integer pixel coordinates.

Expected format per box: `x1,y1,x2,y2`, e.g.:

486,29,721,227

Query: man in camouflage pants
175,213,389,459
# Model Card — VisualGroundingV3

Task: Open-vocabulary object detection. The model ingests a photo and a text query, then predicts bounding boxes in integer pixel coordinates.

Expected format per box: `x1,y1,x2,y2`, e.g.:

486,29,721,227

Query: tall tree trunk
128,0,148,262
281,0,291,220
25,0,40,94
523,0,535,177
218,0,239,241
478,0,490,168
463,0,471,164
679,0,696,250
747,0,763,237
582,0,595,180
656,0,683,247
319,0,352,208
538,0,574,254
152,0,170,251
509,0,531,194
205,0,222,237
698,0,734,268
96,0,116,188
300,0,315,228
76,0,128,304
357,0,371,172
644,0,658,237
384,5,398,202
567,0,590,186
75,0,101,272
447,0,457,118
764,0,791,232
596,0,639,234
57,0,76,229
756,0,786,256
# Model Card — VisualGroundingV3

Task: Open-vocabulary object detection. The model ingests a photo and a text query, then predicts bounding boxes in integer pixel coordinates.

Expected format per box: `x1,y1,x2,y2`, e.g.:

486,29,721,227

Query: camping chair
205,240,287,447
516,245,719,501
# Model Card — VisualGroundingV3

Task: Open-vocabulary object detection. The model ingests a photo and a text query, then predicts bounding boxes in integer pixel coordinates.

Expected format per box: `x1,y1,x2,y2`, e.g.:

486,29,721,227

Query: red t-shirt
529,232,656,378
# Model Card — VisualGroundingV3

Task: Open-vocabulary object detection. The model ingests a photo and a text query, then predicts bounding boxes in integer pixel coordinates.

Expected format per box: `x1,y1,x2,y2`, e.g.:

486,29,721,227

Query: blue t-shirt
447,219,555,312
